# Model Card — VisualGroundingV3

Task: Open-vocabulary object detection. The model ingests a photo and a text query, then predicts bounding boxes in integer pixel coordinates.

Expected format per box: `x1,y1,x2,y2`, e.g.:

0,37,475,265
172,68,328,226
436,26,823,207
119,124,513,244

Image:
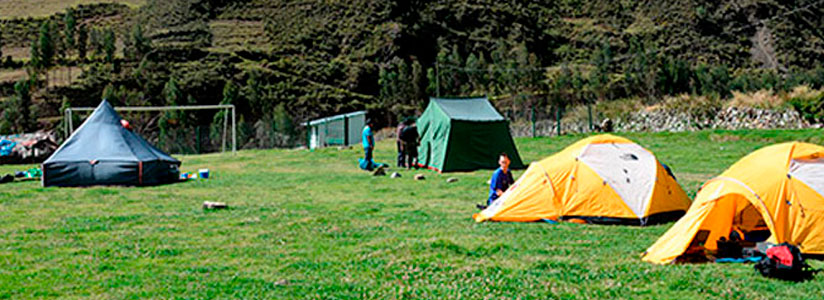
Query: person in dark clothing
396,120,407,168
400,121,419,169
477,153,514,209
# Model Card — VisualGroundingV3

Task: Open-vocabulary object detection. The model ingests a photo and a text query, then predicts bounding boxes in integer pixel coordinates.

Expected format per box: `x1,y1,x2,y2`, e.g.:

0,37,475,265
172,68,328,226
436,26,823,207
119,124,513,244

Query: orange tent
643,142,824,264
473,134,690,225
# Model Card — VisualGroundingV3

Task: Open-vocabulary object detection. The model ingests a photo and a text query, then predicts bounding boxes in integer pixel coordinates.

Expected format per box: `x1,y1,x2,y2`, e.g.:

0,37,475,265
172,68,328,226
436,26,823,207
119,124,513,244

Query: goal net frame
63,104,237,154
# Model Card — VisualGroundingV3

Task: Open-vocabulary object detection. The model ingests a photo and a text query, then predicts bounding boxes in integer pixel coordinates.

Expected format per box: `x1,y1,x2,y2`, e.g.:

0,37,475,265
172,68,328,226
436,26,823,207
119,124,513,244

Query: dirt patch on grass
676,172,715,185
709,134,742,142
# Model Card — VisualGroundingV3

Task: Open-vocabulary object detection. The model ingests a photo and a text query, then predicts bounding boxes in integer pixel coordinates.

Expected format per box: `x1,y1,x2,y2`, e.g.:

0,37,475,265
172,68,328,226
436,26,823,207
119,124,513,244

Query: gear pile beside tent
42,100,181,187
0,131,59,164
643,142,824,264
474,134,691,225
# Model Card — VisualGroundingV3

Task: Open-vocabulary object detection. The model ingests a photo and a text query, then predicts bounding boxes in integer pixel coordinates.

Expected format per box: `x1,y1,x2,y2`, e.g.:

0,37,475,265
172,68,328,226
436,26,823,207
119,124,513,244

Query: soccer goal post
64,104,237,154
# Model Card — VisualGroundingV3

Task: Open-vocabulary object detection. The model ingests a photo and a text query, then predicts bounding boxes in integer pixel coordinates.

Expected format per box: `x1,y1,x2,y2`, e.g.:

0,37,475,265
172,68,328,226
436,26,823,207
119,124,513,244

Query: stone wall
510,106,815,137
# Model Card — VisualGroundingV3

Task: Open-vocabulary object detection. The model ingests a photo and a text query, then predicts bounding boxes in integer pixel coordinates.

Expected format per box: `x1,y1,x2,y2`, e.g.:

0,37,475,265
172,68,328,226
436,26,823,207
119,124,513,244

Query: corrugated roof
305,111,367,126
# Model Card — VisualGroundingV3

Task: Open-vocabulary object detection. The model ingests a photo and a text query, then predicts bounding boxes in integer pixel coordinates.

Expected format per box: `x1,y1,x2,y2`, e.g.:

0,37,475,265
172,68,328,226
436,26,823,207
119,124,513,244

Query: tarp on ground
42,100,180,187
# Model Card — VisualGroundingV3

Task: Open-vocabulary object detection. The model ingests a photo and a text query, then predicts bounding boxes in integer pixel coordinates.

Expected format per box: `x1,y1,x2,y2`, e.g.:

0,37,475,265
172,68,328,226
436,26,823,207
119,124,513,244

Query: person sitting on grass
477,153,514,210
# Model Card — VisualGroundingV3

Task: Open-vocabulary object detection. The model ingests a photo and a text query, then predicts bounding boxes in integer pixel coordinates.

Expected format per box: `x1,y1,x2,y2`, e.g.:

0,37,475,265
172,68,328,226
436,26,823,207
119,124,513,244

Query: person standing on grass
478,153,514,209
362,119,375,169
396,119,407,168
400,120,419,169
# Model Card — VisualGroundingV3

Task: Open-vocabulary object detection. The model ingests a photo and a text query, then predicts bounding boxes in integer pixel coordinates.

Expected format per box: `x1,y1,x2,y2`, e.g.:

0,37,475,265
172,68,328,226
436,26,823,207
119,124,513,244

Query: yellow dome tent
643,142,824,264
473,134,690,225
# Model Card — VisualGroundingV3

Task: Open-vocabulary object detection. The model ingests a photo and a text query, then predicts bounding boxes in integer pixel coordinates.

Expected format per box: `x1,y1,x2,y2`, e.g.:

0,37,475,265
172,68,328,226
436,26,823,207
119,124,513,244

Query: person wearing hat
362,119,375,170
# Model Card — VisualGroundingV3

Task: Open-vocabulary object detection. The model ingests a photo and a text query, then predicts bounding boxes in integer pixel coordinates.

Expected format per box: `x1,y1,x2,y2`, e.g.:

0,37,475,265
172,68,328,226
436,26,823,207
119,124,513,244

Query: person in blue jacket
362,119,375,169
478,153,514,209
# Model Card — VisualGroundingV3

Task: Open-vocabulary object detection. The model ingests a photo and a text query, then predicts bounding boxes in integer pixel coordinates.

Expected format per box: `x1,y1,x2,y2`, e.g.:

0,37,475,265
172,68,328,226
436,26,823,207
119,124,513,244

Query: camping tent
417,97,524,172
643,142,824,264
473,134,690,225
43,100,181,187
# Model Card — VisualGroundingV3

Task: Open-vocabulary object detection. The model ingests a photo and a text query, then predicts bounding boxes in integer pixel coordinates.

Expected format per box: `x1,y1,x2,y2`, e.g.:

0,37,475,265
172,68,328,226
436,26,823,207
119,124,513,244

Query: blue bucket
198,169,210,179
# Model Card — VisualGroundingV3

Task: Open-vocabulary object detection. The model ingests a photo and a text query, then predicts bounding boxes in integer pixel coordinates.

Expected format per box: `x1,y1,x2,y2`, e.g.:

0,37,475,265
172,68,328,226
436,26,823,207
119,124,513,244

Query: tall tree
212,80,238,133
89,28,100,58
10,79,34,133
64,9,77,82
102,83,116,102
103,28,116,64
410,59,427,107
222,81,239,105
624,37,658,99
465,53,481,94
63,9,77,57
76,25,88,62
29,40,41,85
164,77,183,105
378,65,399,113
243,71,263,118
589,42,612,103
161,76,192,128
38,21,55,69
38,21,55,86
131,23,151,60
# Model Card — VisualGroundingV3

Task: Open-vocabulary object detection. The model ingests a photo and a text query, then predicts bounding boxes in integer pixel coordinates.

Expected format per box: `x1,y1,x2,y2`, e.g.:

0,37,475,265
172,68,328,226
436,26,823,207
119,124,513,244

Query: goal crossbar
64,104,237,154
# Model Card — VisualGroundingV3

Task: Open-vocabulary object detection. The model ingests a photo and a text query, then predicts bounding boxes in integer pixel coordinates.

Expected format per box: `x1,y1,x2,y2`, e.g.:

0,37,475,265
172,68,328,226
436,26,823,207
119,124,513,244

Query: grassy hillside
1,0,823,150
0,0,143,19
1,129,823,299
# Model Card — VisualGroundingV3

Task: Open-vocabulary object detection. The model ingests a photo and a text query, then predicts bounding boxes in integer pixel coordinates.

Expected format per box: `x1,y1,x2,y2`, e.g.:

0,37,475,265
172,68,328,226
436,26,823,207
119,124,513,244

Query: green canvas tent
417,97,525,172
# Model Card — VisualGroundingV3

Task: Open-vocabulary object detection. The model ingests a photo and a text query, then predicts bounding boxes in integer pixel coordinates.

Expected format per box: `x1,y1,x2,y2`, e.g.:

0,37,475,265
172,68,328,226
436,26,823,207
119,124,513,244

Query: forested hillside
1,0,823,151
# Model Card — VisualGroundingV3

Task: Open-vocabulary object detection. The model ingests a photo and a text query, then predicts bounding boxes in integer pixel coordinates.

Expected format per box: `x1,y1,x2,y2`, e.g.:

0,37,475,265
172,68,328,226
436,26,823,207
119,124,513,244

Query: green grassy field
1,129,824,299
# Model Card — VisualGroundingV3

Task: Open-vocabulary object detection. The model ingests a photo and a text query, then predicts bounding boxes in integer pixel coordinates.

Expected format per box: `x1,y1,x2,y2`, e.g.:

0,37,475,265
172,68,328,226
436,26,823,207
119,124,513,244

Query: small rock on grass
390,172,402,178
446,177,458,183
414,174,426,180
203,201,228,210
273,279,289,286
